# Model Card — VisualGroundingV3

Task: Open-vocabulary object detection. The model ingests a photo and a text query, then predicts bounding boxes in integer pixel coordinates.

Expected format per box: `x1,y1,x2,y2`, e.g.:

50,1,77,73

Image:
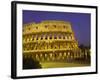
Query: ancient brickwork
23,20,84,62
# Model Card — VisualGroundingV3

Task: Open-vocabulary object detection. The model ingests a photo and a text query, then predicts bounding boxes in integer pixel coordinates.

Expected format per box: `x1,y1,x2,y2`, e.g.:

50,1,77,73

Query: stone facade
23,20,82,62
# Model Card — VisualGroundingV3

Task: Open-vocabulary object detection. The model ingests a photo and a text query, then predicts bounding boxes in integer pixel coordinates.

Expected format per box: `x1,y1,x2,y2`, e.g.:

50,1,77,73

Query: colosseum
22,20,84,63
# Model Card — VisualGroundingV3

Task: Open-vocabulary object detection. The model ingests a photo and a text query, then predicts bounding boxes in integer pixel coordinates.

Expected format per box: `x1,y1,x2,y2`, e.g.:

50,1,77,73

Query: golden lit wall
23,20,81,61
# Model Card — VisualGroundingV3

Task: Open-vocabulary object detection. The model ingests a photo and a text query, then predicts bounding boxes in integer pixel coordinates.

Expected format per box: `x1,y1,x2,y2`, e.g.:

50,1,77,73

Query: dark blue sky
23,10,91,46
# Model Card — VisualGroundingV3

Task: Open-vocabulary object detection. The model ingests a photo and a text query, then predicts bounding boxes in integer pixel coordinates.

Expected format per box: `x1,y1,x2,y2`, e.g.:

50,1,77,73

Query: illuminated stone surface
23,20,90,68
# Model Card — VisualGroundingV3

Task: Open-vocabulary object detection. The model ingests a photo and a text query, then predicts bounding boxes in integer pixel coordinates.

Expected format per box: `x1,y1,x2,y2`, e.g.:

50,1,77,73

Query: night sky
23,10,91,46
